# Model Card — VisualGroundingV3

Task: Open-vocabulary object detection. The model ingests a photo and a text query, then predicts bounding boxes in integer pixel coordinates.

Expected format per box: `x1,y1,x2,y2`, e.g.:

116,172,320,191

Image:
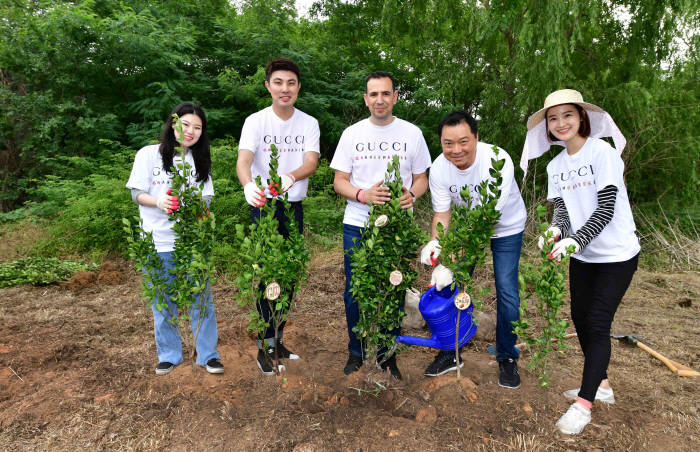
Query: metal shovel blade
611,333,642,345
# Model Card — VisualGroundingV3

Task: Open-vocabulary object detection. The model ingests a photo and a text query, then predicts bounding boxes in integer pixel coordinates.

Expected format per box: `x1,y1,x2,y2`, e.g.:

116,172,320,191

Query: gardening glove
244,181,266,207
538,226,561,250
420,239,442,267
156,189,179,213
430,264,453,291
268,173,295,197
548,238,580,261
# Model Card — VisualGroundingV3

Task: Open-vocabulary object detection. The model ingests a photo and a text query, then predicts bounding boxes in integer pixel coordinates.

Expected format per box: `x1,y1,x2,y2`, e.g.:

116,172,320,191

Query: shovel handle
636,342,678,374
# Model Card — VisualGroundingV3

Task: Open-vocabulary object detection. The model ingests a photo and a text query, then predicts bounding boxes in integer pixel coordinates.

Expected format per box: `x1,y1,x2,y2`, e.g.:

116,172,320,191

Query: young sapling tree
435,145,504,376
233,144,309,374
513,204,574,387
350,155,427,365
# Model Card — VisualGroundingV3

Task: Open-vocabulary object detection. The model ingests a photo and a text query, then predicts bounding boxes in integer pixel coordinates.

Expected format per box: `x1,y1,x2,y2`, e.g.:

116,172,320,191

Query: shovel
611,334,700,377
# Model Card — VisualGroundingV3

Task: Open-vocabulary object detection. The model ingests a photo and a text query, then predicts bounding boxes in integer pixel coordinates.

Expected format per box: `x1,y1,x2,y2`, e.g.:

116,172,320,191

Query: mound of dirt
65,271,96,292
97,259,127,285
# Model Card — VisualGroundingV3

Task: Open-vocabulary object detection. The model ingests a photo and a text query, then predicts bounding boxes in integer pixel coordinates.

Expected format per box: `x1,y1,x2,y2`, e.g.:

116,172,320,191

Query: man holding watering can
420,111,526,388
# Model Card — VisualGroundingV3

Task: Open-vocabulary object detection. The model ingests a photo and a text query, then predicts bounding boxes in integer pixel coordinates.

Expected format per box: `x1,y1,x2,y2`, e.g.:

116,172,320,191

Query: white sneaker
563,386,615,404
556,403,592,435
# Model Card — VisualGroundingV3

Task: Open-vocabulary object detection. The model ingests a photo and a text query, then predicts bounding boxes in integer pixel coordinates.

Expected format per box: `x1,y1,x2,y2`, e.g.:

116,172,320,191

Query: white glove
244,182,266,207
548,238,580,261
420,239,442,266
156,189,179,213
280,173,295,193
538,226,561,250
430,264,453,291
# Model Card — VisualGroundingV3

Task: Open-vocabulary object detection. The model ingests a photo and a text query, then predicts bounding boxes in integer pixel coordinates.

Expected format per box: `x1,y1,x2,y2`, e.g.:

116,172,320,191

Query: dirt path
1,249,698,451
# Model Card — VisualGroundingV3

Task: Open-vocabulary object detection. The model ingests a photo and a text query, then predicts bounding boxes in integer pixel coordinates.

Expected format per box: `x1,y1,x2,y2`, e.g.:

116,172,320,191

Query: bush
34,174,134,256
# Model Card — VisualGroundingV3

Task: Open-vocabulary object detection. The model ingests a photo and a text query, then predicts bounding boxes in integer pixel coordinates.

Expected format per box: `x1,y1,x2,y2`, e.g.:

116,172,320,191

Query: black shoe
377,354,402,380
498,358,521,389
155,362,174,375
276,340,299,360
257,349,285,376
424,350,464,377
205,358,224,374
344,354,363,375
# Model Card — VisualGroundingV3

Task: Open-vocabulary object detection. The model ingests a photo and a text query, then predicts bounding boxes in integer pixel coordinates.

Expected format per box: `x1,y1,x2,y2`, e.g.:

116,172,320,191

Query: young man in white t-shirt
236,58,320,376
420,111,527,388
330,71,432,379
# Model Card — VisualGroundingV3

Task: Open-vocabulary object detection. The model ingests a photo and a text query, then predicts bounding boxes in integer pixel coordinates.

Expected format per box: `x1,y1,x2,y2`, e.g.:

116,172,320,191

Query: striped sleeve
570,185,618,249
551,197,571,237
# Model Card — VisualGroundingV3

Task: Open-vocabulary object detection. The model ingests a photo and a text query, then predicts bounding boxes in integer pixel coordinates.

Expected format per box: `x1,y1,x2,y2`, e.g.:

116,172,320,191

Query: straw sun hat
520,89,626,174
526,89,604,130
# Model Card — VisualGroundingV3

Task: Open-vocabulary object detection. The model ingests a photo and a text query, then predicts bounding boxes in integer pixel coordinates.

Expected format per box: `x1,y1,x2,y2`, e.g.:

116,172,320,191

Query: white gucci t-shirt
330,117,432,227
126,144,214,252
239,106,320,202
429,142,526,238
546,137,640,263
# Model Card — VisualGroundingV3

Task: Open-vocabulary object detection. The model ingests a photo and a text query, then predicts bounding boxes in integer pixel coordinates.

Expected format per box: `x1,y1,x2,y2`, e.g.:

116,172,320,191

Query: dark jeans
570,253,638,402
250,200,303,344
342,223,401,358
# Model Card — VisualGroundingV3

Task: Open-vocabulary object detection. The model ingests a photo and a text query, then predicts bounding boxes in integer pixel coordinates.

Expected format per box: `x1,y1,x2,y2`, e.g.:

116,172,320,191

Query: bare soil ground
1,248,698,451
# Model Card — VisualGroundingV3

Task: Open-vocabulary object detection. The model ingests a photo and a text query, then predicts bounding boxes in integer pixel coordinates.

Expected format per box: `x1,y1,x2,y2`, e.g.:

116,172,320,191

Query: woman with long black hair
126,102,223,375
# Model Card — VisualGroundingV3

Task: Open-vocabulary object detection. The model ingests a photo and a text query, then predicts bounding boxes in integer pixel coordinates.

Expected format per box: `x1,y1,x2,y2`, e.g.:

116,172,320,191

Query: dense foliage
350,156,427,360
0,257,96,288
0,1,697,267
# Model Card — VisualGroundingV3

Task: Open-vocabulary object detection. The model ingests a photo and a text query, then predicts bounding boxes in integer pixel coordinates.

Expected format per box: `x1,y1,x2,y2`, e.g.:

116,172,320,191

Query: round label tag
265,282,281,300
454,292,471,310
374,214,389,228
389,270,403,286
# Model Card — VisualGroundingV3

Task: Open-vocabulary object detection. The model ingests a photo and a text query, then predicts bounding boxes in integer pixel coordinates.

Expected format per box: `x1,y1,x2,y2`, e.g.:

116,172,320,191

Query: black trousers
570,253,638,402
250,200,304,343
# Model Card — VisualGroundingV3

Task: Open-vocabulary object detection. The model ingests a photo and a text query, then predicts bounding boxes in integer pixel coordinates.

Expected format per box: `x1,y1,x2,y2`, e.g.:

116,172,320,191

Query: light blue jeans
147,251,220,366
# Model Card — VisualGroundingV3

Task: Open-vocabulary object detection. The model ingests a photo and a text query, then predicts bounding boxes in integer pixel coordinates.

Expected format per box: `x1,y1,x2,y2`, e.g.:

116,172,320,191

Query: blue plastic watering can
396,285,477,350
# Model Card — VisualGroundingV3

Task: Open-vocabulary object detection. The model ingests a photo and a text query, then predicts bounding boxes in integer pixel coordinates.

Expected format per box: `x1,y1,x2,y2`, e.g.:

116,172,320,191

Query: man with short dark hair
236,57,320,375
330,71,432,379
420,110,526,388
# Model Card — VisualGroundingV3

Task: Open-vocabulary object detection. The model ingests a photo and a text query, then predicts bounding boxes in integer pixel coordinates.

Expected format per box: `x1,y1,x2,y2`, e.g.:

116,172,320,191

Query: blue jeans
147,251,220,366
490,232,523,361
343,224,365,357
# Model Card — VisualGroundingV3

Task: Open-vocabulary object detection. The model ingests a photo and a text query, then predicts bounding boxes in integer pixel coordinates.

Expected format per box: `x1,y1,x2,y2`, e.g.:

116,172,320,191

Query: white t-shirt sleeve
126,147,153,191
593,141,623,190
494,150,515,211
329,129,353,173
429,158,451,212
546,157,562,202
306,119,321,154
411,132,432,175
200,175,214,197
238,115,258,153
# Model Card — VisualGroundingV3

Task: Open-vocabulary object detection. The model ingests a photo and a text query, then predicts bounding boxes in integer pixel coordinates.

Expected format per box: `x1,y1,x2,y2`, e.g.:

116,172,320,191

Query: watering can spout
396,334,441,348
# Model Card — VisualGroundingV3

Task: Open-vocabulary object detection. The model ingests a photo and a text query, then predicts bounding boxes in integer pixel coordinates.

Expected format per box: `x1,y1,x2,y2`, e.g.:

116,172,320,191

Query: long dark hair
159,102,211,183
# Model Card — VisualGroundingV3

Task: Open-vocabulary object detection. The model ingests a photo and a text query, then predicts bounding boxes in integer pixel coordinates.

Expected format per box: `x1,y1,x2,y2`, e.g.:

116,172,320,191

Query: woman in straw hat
523,89,640,435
